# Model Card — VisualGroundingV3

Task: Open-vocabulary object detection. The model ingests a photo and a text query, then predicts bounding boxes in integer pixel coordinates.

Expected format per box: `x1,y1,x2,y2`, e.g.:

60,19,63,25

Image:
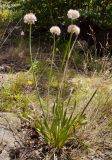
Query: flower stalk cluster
22,10,96,154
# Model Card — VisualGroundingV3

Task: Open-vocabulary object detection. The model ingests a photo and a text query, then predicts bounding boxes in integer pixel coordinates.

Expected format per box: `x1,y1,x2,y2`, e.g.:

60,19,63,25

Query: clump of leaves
33,91,96,149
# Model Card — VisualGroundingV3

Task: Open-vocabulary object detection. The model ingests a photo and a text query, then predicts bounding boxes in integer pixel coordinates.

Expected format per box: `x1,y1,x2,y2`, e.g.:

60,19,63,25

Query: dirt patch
2,120,111,160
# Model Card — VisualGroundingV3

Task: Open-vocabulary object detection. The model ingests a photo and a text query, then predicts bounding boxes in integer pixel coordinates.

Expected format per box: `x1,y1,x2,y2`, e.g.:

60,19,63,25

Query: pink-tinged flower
67,9,80,20
24,13,37,24
50,26,61,36
67,25,80,35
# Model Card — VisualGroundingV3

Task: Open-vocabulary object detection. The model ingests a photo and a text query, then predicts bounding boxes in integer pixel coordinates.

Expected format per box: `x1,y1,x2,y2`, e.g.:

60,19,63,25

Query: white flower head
67,9,80,20
21,31,24,36
24,13,37,24
67,25,80,35
50,26,61,36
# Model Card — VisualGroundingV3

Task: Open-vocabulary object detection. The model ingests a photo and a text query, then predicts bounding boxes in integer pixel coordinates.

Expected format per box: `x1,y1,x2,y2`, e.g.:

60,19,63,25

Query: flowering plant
24,10,96,157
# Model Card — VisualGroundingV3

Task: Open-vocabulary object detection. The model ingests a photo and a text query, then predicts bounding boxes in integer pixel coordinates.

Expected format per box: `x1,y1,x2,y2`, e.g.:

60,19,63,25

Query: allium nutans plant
24,10,97,153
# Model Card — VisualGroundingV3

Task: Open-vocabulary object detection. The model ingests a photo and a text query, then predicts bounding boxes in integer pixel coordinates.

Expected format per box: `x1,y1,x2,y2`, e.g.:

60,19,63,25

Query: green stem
61,33,72,71
29,24,37,88
47,34,56,114
29,24,33,68
29,24,36,83
59,35,78,98
29,24,45,117
49,34,56,86
71,19,73,24
57,33,73,104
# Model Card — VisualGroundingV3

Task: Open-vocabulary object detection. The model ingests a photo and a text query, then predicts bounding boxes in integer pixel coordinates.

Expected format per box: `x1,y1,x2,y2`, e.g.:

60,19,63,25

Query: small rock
0,112,21,131
0,112,22,160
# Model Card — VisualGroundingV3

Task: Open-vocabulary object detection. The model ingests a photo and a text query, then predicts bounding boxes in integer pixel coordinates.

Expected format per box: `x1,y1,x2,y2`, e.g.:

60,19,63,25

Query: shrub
11,0,112,28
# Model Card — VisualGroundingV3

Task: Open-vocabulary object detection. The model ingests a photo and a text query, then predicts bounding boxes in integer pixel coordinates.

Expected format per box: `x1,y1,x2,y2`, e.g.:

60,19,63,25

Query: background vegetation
0,0,112,57
1,0,112,28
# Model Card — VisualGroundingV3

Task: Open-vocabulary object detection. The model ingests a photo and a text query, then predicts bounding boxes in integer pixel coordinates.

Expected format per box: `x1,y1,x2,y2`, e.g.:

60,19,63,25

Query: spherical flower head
67,9,80,20
50,26,61,36
24,13,37,24
67,25,80,35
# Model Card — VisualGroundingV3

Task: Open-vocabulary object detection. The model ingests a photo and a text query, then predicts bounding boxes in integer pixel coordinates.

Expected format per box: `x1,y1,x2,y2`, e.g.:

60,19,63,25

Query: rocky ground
0,74,112,160
0,112,112,160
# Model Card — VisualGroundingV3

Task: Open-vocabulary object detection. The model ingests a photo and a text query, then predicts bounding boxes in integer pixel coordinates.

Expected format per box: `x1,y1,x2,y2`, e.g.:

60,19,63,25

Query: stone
0,112,21,160
0,112,21,131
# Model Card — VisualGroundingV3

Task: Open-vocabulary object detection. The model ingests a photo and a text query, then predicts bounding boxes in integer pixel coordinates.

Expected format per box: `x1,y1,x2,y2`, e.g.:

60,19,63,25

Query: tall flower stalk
59,9,80,95
29,24,35,81
61,33,73,71
24,13,37,83
47,26,61,117
47,34,56,109
60,35,78,89
24,13,45,115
